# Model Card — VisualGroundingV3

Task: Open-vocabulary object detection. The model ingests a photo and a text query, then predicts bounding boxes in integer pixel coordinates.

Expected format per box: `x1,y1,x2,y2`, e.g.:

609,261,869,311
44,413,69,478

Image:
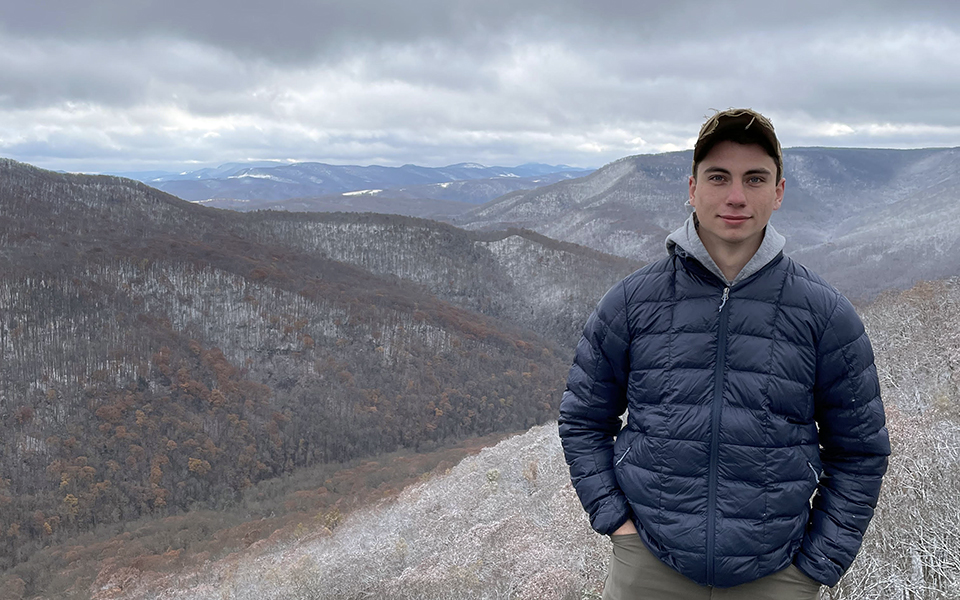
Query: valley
1,143,959,599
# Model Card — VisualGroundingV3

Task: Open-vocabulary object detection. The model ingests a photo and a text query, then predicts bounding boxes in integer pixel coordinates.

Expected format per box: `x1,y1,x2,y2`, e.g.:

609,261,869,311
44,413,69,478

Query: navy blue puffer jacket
558,249,889,588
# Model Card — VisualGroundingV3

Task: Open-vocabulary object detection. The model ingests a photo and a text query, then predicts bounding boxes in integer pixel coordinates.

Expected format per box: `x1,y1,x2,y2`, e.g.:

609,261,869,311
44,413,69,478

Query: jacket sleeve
557,280,632,536
796,294,890,587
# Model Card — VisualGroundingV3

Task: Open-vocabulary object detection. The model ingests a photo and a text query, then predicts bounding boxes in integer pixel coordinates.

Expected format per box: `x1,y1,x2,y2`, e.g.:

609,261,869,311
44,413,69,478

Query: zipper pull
718,287,729,313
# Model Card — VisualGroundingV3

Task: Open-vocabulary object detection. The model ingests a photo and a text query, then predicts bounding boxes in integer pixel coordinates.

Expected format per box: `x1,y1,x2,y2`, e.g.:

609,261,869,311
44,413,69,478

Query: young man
558,109,890,599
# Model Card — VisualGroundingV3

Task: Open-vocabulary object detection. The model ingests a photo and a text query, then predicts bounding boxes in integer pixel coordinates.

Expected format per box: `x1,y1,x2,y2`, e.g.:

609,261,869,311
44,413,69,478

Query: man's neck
696,227,764,283
709,245,759,282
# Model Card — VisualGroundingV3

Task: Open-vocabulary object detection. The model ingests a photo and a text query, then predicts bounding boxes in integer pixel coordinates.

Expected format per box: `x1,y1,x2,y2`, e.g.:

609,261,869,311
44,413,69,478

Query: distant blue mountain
112,161,286,183
110,161,593,203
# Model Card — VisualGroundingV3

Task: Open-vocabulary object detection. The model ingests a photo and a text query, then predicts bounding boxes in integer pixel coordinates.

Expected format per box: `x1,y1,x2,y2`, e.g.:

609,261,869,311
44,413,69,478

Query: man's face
688,140,784,252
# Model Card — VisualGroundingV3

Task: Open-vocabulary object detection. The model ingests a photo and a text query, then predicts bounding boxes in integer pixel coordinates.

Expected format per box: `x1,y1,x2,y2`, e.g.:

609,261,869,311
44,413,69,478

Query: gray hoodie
665,213,786,287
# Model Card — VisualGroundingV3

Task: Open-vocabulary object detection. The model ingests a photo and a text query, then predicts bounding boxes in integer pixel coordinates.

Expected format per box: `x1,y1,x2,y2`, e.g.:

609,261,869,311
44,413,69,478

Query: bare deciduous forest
0,160,636,598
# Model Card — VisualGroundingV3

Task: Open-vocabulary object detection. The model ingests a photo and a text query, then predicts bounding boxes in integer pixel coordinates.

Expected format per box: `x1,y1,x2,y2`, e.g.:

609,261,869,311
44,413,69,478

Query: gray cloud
1,1,960,173
5,1,960,62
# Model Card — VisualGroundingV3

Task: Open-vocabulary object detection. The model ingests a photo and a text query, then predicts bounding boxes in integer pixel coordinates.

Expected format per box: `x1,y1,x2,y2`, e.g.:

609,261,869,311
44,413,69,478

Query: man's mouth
720,215,750,223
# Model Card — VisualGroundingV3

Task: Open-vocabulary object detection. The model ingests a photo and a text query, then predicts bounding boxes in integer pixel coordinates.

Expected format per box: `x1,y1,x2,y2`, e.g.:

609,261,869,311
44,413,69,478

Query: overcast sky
1,1,959,173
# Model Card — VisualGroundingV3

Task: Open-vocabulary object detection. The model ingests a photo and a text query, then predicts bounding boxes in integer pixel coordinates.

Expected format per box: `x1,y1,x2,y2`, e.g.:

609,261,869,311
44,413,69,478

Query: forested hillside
242,212,639,347
0,158,634,596
99,278,960,600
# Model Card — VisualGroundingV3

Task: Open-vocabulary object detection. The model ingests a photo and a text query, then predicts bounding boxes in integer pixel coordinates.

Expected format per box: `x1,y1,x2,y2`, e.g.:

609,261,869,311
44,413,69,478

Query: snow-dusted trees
828,408,960,600
0,161,578,590
107,278,960,600
241,212,639,347
826,279,960,600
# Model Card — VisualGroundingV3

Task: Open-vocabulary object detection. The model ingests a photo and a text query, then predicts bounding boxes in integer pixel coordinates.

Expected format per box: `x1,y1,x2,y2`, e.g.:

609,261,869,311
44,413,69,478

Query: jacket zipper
706,286,730,585
718,287,729,312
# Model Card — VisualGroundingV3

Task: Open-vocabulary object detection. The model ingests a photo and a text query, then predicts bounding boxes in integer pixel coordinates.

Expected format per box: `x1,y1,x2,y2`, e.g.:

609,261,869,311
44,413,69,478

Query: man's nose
726,182,747,205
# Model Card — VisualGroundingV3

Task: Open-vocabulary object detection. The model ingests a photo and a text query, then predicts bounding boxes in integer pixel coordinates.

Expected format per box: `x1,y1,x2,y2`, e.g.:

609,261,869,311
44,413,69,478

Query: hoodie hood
665,213,786,287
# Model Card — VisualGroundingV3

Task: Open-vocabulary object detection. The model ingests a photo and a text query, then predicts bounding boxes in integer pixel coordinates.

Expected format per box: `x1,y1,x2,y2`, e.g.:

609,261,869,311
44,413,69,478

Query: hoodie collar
665,213,786,287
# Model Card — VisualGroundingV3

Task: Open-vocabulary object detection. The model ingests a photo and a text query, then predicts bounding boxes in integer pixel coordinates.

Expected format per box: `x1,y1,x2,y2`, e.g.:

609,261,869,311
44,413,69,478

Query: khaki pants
603,534,822,600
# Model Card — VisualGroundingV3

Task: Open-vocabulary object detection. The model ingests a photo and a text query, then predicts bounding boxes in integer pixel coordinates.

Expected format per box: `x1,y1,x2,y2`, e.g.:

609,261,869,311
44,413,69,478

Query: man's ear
688,175,698,209
773,177,785,210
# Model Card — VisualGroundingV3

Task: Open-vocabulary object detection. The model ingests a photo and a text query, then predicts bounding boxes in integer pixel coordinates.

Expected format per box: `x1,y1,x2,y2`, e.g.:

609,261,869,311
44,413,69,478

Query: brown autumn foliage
0,432,510,600
0,159,591,597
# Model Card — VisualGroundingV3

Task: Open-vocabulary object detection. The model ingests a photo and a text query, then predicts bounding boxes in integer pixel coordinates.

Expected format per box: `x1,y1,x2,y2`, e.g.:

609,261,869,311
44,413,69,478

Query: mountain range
454,146,960,301
112,146,960,305
0,157,630,598
5,141,960,599
112,162,593,211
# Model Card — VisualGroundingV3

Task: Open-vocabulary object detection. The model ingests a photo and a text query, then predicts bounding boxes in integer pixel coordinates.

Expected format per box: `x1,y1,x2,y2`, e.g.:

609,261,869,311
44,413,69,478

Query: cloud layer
2,1,959,172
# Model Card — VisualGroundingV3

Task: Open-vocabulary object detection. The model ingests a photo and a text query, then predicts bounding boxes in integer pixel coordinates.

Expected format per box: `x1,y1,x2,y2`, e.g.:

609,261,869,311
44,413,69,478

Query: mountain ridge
454,146,960,301
110,161,593,207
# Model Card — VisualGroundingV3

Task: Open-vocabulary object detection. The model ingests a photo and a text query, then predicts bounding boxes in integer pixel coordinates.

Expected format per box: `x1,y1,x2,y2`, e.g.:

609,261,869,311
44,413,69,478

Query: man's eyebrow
702,166,773,177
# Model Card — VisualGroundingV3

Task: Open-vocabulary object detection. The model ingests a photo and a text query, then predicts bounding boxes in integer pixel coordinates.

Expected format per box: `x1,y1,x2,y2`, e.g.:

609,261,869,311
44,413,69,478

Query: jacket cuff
591,494,631,536
794,549,841,587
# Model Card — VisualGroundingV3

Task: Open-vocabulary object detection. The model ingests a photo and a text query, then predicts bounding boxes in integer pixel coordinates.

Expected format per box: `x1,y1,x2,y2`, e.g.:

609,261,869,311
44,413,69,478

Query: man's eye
708,174,725,182
747,176,765,184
